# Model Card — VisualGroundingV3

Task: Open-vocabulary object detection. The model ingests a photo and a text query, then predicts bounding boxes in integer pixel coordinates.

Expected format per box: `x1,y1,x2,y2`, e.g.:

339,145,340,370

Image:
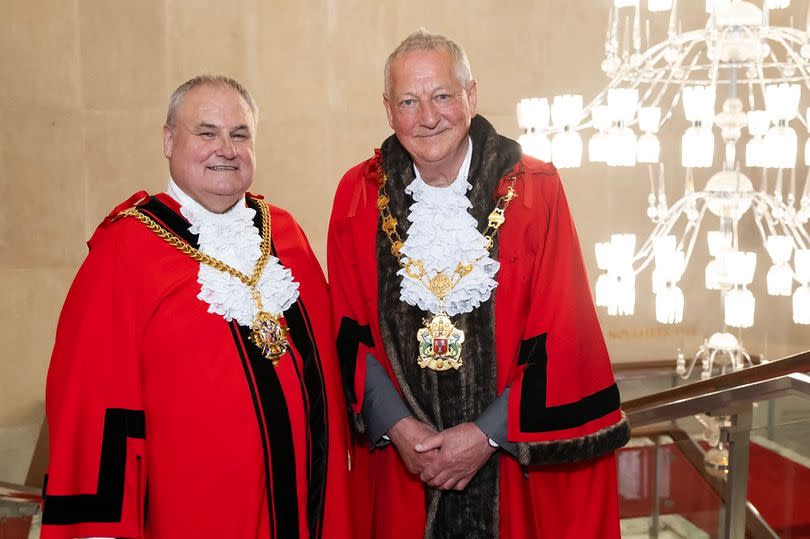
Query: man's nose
419,100,440,128
217,136,238,158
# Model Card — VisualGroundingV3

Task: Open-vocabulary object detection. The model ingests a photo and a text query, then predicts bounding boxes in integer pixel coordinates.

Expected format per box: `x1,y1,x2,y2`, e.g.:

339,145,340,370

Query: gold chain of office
118,200,290,365
376,165,518,371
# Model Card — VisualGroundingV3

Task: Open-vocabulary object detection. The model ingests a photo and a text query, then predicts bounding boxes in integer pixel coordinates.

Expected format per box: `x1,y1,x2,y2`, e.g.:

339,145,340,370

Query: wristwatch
487,437,499,448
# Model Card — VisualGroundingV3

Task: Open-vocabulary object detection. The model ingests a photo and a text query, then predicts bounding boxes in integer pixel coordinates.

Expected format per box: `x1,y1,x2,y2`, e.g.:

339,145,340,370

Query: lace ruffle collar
166,180,299,326
398,140,500,316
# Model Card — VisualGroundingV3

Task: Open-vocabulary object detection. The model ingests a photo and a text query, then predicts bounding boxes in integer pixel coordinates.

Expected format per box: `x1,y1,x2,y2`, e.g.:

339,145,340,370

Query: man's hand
415,422,496,491
387,416,439,475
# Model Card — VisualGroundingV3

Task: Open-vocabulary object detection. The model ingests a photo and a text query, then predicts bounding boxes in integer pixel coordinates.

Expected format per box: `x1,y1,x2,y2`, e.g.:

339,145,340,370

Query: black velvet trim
335,317,374,405
231,322,300,539
254,198,328,538
285,299,329,539
518,333,622,432
42,408,145,524
136,196,198,246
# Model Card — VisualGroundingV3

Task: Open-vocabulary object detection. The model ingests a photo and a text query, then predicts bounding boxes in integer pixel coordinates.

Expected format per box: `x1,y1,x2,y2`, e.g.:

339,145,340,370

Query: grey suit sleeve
361,353,411,448
474,387,517,457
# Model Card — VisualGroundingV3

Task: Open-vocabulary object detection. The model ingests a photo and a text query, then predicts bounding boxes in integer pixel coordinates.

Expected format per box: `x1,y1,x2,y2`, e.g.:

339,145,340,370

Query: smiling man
41,75,352,539
329,31,630,538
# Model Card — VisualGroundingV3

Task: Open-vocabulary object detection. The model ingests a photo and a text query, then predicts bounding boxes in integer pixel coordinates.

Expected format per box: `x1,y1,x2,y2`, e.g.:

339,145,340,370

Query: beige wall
1,0,807,483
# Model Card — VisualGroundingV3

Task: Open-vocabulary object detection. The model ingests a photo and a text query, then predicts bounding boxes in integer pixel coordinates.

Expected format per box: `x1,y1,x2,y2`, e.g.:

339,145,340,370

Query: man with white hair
329,30,630,538
42,75,352,539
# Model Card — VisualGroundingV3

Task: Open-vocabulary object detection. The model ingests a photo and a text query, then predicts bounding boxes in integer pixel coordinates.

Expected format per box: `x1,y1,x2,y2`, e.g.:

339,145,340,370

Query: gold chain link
119,200,273,300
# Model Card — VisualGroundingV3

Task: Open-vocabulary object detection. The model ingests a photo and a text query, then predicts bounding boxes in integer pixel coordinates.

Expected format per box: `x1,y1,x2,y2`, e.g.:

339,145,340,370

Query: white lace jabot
398,139,500,316
166,180,299,326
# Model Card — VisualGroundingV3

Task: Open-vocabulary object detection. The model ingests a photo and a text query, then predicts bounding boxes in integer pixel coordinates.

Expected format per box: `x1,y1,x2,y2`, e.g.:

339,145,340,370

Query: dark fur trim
517,414,632,467
377,116,521,538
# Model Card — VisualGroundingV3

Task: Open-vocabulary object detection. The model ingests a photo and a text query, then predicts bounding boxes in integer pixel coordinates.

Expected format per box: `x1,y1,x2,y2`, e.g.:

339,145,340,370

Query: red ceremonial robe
42,193,352,539
328,116,630,538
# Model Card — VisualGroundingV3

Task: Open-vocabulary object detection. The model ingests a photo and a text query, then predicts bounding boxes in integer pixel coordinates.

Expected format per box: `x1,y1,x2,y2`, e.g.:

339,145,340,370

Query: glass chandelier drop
516,0,809,375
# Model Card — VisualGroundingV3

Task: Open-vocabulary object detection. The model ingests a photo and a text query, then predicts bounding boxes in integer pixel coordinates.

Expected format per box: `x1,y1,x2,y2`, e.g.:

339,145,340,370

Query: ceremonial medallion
250,311,289,366
416,312,465,371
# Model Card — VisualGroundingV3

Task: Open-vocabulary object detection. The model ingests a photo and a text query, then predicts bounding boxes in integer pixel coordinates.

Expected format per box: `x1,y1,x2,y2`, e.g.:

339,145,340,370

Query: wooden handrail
622,348,810,414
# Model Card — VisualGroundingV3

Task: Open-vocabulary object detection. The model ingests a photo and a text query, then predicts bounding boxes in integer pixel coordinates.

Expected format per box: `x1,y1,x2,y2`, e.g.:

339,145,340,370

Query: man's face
384,49,477,176
162,84,256,213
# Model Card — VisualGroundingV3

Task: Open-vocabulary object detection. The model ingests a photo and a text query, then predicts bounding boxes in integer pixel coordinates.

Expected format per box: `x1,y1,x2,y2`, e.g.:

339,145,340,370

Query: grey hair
384,28,473,95
165,75,259,128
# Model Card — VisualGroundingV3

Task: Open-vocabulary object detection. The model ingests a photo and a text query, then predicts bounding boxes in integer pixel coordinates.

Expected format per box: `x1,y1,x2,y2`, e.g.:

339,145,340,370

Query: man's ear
467,80,479,117
162,125,174,159
383,94,395,130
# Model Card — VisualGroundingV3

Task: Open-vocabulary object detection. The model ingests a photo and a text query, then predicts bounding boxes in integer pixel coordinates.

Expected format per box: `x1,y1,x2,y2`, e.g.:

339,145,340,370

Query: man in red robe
328,30,630,538
42,75,352,538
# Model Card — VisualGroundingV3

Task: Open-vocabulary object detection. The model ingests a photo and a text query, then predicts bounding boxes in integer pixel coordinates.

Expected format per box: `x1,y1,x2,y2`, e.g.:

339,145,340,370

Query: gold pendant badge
250,312,289,366
416,313,465,371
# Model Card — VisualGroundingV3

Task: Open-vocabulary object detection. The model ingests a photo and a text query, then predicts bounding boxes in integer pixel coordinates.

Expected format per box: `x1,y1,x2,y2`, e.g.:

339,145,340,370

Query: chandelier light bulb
766,235,794,264
516,98,550,130
637,133,661,163
656,285,684,324
595,241,613,271
589,132,609,163
747,110,770,137
764,125,797,169
611,234,637,264
707,230,732,257
682,126,715,168
595,274,615,307
766,0,790,9
725,251,757,286
551,94,584,129
767,264,794,296
765,84,801,122
705,258,727,290
648,0,672,12
518,132,552,161
714,1,764,27
724,287,755,328
551,130,583,168
653,235,676,264
609,276,636,316
746,137,766,167
638,107,662,133
606,127,638,166
607,88,639,124
683,86,716,124
705,0,731,13
794,285,810,324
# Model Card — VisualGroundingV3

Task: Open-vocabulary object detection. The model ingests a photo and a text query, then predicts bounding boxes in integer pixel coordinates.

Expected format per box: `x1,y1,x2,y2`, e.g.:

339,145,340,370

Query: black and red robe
42,193,353,538
328,115,630,538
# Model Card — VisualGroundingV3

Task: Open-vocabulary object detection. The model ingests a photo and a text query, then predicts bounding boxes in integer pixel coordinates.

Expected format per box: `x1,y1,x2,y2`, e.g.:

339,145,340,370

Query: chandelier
517,0,810,378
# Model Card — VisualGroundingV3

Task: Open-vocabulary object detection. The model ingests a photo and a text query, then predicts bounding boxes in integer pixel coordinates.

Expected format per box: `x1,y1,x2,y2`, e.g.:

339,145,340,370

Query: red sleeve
506,165,628,458
498,163,625,538
327,162,376,430
42,223,147,539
